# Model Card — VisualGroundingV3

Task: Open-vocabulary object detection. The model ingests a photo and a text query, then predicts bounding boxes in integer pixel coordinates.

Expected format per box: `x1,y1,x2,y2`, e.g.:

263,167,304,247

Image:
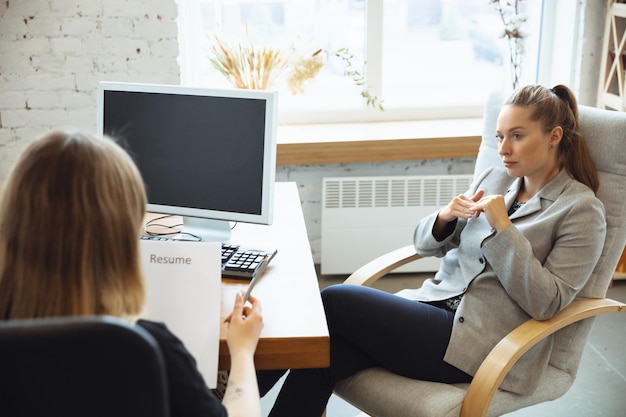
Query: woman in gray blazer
263,84,606,417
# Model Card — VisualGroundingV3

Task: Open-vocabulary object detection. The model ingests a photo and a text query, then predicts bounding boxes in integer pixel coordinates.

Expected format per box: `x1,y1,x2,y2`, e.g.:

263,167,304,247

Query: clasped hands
439,189,512,233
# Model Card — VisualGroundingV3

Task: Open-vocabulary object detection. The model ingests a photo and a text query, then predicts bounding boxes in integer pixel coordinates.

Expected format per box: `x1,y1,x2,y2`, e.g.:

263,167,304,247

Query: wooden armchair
333,96,626,417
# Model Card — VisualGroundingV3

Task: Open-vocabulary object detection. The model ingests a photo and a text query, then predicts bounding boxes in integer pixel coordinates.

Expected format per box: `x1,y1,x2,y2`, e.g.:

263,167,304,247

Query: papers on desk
139,239,221,388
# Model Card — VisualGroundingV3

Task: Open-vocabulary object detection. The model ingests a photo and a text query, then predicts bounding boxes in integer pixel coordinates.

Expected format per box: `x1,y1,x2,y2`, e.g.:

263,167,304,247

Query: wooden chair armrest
343,245,423,287
460,298,626,417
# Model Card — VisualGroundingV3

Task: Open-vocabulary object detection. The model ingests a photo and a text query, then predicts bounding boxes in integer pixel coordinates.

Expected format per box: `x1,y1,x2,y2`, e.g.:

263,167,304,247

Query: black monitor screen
97,82,278,236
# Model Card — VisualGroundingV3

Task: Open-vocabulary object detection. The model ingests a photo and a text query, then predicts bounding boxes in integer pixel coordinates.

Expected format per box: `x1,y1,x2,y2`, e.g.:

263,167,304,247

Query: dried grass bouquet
208,35,383,110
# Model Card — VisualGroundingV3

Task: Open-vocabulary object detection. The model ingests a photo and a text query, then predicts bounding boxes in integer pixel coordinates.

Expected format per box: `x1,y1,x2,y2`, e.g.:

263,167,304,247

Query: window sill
276,118,483,165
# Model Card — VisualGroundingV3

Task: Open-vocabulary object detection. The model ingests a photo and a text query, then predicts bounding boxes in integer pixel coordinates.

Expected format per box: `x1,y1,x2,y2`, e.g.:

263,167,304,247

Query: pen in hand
243,256,269,302
223,258,268,324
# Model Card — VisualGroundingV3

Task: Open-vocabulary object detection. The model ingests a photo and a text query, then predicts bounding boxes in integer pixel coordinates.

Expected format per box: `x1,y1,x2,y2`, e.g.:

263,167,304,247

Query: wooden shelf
276,118,483,165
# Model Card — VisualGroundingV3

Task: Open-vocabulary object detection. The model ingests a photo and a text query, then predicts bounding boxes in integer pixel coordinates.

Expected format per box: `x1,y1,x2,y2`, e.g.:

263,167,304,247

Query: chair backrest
0,315,170,417
475,92,626,377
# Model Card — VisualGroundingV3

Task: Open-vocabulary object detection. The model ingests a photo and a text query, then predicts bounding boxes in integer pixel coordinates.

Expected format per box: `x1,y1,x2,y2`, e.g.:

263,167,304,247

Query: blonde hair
505,84,599,192
0,130,147,319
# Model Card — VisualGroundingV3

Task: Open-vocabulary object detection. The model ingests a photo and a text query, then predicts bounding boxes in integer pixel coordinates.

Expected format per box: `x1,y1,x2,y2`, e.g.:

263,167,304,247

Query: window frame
177,0,579,127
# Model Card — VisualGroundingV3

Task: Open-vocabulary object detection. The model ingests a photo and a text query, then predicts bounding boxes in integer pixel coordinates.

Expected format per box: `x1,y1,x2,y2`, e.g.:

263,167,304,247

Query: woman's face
496,105,561,181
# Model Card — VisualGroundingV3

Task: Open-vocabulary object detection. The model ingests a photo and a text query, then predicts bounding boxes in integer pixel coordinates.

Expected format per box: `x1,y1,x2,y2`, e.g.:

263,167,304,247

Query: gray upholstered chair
333,93,626,417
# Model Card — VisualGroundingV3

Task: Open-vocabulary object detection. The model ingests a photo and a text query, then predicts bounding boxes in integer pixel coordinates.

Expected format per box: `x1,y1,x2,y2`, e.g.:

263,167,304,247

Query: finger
230,291,245,316
446,198,470,216
245,294,262,312
471,189,485,202
224,292,244,323
223,312,233,323
454,194,474,204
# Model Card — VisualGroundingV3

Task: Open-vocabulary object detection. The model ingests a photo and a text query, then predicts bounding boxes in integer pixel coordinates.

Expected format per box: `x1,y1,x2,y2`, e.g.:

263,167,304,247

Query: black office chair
0,315,170,417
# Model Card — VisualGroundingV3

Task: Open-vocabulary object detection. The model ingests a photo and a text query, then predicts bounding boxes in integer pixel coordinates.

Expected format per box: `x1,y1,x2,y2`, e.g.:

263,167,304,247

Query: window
177,0,544,124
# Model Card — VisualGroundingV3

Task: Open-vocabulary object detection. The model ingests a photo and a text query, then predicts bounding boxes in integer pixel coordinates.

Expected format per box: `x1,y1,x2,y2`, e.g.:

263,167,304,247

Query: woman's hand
433,190,512,239
471,194,512,232
432,189,485,240
224,292,263,356
438,189,485,222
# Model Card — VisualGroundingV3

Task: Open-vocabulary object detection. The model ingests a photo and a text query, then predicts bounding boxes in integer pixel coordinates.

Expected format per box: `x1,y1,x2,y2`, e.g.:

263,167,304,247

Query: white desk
217,182,330,370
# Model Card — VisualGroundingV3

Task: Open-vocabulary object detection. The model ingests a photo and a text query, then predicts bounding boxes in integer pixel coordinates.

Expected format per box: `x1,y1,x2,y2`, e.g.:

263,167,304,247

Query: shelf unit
597,2,626,280
597,1,626,110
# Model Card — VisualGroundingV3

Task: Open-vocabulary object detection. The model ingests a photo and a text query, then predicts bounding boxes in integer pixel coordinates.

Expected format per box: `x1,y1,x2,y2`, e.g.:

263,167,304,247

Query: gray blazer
397,167,606,395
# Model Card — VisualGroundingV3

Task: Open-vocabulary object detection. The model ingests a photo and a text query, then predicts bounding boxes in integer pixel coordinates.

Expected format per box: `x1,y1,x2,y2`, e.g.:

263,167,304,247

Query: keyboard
140,235,277,280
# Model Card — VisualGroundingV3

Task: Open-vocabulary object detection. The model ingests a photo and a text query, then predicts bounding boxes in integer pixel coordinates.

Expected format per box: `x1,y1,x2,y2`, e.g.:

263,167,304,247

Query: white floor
260,275,626,417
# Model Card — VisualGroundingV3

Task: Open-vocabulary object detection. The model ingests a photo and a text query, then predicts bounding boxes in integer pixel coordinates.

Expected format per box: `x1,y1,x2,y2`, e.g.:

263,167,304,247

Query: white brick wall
0,0,180,182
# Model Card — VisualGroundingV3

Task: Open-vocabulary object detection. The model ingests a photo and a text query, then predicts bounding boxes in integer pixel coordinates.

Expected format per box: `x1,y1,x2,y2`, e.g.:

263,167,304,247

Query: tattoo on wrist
223,379,245,403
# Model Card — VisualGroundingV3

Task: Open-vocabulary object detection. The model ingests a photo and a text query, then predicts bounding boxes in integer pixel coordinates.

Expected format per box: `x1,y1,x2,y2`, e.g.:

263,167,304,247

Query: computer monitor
96,81,278,242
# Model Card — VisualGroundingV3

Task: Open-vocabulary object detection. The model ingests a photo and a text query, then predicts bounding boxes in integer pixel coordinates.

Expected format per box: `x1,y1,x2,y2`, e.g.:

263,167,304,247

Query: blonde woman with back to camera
0,130,263,417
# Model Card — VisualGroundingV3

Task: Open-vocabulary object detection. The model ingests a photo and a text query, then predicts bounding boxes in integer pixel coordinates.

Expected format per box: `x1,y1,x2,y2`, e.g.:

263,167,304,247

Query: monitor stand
181,216,231,242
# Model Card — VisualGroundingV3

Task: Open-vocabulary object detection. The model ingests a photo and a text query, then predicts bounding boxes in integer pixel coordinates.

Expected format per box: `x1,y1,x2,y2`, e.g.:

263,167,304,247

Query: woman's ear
549,126,563,147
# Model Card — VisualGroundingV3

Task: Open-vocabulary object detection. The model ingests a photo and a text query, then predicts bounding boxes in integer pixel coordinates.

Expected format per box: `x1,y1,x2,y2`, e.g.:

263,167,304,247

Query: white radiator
321,175,473,275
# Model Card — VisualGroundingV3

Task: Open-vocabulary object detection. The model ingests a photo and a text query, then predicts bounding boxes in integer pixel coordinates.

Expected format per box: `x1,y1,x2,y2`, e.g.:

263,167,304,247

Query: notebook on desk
139,239,221,388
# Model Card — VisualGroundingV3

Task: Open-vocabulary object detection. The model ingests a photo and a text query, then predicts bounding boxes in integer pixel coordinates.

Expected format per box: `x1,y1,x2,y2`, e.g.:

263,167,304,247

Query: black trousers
260,284,472,417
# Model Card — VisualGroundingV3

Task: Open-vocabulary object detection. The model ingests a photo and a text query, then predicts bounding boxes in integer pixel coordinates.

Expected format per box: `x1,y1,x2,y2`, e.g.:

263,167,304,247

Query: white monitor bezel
96,81,278,231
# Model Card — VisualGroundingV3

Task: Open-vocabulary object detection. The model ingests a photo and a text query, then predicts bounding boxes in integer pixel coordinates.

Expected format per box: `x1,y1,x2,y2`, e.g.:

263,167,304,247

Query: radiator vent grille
323,175,473,209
